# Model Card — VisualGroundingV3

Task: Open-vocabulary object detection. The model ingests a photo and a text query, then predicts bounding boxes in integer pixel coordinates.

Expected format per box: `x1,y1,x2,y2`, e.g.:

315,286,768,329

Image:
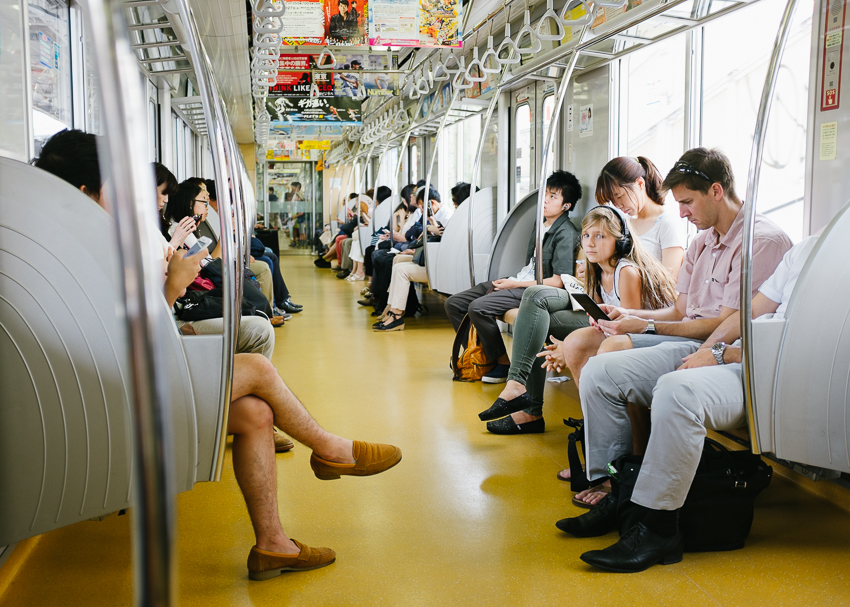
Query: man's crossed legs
228,353,402,580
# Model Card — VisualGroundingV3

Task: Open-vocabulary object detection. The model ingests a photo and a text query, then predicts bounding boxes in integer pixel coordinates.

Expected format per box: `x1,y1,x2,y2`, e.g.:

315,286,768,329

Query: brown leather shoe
247,540,336,581
310,441,402,480
270,315,285,327
179,324,198,336
273,429,294,453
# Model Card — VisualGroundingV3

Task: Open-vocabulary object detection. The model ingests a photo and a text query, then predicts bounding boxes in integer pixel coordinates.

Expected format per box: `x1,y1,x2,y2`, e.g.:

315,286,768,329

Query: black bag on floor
564,418,592,492
610,438,773,552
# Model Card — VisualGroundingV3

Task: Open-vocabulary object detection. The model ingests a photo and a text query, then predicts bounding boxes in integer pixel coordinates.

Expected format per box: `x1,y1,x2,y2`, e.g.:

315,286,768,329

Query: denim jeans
507,285,590,416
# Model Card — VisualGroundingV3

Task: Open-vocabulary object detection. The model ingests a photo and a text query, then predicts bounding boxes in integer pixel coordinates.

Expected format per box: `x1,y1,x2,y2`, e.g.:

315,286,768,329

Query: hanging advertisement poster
272,55,334,96
280,0,326,44
579,104,593,138
325,0,369,45
270,124,347,139
326,53,399,97
266,96,363,124
368,0,461,47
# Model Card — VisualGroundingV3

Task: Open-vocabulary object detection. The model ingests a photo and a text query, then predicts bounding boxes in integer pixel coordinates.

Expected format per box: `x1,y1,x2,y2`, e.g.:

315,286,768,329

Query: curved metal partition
740,0,800,455
487,189,541,281
84,0,179,603
172,0,244,482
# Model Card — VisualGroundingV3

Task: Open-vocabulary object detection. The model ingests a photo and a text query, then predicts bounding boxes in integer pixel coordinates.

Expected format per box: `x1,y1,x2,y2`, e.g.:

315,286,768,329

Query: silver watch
644,320,656,335
711,342,727,365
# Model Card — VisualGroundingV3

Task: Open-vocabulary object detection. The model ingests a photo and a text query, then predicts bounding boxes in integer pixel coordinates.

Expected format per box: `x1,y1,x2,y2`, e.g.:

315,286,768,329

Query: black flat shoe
314,258,331,268
278,300,303,313
373,311,404,332
555,493,617,537
478,392,533,421
336,270,350,279
485,416,544,435
580,523,684,573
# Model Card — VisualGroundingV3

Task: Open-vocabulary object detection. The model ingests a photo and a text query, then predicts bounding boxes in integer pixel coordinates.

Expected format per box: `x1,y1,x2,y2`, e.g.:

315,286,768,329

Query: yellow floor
3,253,850,606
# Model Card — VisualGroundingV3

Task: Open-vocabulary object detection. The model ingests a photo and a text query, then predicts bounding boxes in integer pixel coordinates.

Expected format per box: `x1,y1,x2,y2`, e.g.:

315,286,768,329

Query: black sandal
373,311,405,332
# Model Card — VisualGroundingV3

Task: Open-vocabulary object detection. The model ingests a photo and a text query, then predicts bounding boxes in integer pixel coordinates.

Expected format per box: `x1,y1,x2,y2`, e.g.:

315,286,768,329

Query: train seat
0,157,224,547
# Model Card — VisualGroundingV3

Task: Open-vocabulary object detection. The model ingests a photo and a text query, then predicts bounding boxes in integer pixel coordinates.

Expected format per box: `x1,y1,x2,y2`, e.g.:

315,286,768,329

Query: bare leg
228,395,298,554
596,334,634,355
561,327,606,389
232,354,355,464
497,379,527,401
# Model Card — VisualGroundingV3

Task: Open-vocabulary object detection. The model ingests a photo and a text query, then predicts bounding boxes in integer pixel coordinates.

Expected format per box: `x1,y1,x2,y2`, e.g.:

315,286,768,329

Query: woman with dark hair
163,179,218,252
595,156,685,279
154,162,195,249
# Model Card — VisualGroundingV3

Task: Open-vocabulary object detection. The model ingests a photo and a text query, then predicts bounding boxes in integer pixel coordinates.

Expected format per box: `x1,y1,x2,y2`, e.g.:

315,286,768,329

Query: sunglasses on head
672,161,711,182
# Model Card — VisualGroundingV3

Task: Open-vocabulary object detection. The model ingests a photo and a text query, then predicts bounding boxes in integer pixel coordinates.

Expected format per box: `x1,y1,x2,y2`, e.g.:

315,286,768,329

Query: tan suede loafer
247,540,336,581
273,430,294,453
310,441,402,480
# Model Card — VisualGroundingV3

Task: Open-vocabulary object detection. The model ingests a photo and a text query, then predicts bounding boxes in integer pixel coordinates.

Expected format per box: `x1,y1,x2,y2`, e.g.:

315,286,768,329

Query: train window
515,103,532,201
29,0,73,155
541,95,557,177
439,121,460,196
701,0,811,242
624,35,686,177
0,0,29,161
462,114,481,183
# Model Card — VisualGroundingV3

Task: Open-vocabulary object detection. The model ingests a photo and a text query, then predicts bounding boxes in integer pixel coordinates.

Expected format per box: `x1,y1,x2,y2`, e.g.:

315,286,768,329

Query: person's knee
598,334,633,354
231,395,274,434
652,373,701,424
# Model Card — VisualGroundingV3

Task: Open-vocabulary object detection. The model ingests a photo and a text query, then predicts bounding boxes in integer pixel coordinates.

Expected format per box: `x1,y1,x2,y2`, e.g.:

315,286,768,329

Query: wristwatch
711,341,727,365
644,320,656,335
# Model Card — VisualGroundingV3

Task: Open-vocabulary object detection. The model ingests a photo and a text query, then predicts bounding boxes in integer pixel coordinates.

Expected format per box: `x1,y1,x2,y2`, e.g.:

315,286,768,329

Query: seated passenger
481,157,685,440
372,186,446,331
154,162,195,250
444,170,582,383
552,147,791,571
36,128,403,580
250,235,303,315
561,233,817,573
346,193,373,281
479,206,677,436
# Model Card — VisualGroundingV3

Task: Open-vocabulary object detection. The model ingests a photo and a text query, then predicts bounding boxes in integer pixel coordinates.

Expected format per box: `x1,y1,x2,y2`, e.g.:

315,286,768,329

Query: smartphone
571,293,611,322
192,214,203,226
187,236,213,256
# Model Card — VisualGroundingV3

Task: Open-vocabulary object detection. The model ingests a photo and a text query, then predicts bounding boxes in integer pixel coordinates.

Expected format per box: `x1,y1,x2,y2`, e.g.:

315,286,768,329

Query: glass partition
267,161,315,249
515,103,532,202
0,0,28,161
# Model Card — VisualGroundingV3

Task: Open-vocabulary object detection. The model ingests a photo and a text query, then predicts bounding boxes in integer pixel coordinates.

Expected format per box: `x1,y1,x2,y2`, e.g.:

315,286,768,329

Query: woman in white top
596,156,686,280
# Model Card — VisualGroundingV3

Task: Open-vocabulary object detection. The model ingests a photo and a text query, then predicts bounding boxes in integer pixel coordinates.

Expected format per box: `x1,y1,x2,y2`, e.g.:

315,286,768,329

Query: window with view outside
542,95,557,178
701,0,812,243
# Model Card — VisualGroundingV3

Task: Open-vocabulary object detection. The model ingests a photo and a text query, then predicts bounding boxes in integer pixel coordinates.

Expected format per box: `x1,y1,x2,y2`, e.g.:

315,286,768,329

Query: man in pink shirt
556,148,791,572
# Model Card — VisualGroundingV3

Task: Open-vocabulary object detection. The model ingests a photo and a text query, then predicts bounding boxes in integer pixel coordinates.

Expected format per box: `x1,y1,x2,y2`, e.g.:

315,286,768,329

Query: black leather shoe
486,416,544,435
580,523,684,573
283,297,303,309
478,392,533,421
555,493,617,537
278,300,303,314
336,269,350,279
314,258,331,269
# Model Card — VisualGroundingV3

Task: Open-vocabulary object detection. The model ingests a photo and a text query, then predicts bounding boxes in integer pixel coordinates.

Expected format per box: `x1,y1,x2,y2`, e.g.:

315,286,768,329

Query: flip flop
571,485,612,509
556,467,584,482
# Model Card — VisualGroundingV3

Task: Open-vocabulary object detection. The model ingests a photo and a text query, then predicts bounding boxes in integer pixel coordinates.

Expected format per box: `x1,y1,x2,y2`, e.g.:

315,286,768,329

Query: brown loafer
273,430,294,453
270,315,285,327
247,540,336,581
310,441,402,480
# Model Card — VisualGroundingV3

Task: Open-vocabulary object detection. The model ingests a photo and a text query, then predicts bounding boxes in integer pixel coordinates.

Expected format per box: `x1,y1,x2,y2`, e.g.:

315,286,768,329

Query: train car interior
3,0,850,603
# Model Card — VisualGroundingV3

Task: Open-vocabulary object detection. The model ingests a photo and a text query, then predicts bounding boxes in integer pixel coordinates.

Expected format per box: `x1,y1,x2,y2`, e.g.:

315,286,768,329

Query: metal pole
172,0,242,481
466,45,519,287
534,20,594,283
85,0,177,603
740,0,799,455
356,142,378,243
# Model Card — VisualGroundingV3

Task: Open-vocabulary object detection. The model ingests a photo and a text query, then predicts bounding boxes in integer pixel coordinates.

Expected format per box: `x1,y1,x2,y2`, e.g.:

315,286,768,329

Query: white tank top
600,258,636,307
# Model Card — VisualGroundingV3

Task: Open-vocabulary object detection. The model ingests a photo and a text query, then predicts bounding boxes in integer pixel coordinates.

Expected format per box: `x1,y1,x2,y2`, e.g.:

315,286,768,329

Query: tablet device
571,293,611,322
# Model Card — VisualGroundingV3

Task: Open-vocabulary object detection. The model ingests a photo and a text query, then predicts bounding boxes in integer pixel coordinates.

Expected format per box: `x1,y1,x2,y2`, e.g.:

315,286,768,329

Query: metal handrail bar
740,0,799,455
466,44,519,287
172,0,243,480
534,10,594,283
356,142,379,239
85,0,178,603
389,96,428,231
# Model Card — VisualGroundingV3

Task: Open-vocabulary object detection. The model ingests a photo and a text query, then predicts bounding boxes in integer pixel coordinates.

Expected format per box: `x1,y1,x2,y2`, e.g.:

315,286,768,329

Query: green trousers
507,285,591,416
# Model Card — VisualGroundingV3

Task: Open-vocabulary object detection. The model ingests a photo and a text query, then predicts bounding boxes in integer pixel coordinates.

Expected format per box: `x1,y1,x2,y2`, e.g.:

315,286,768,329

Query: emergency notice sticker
822,0,846,111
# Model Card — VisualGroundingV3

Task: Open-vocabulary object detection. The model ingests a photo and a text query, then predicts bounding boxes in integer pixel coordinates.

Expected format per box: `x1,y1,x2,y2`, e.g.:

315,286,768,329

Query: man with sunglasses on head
556,148,791,572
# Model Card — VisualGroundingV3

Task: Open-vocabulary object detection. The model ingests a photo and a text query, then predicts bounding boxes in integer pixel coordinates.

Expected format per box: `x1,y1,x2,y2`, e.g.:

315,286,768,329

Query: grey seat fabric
0,157,222,546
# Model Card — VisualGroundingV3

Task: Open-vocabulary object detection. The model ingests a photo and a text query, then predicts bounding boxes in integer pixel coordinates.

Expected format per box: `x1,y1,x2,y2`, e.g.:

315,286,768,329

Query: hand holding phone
571,293,611,322
187,236,213,257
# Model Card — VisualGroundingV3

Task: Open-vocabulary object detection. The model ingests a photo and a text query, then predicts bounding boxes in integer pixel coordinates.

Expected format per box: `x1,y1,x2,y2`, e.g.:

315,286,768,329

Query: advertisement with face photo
325,0,368,45
266,95,363,124
329,54,398,97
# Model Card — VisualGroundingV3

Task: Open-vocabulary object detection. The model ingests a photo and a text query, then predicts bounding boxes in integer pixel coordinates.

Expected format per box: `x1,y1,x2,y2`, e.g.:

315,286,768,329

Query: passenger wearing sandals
556,147,791,573
479,157,685,445
444,170,582,383
36,129,402,581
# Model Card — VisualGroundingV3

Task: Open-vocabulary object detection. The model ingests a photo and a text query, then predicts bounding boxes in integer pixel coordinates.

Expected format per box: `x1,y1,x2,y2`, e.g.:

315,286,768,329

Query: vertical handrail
534,16,594,283
356,142,378,243
422,86,464,286
740,0,799,455
85,0,177,604
391,97,427,226
466,45,519,287
173,0,242,481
